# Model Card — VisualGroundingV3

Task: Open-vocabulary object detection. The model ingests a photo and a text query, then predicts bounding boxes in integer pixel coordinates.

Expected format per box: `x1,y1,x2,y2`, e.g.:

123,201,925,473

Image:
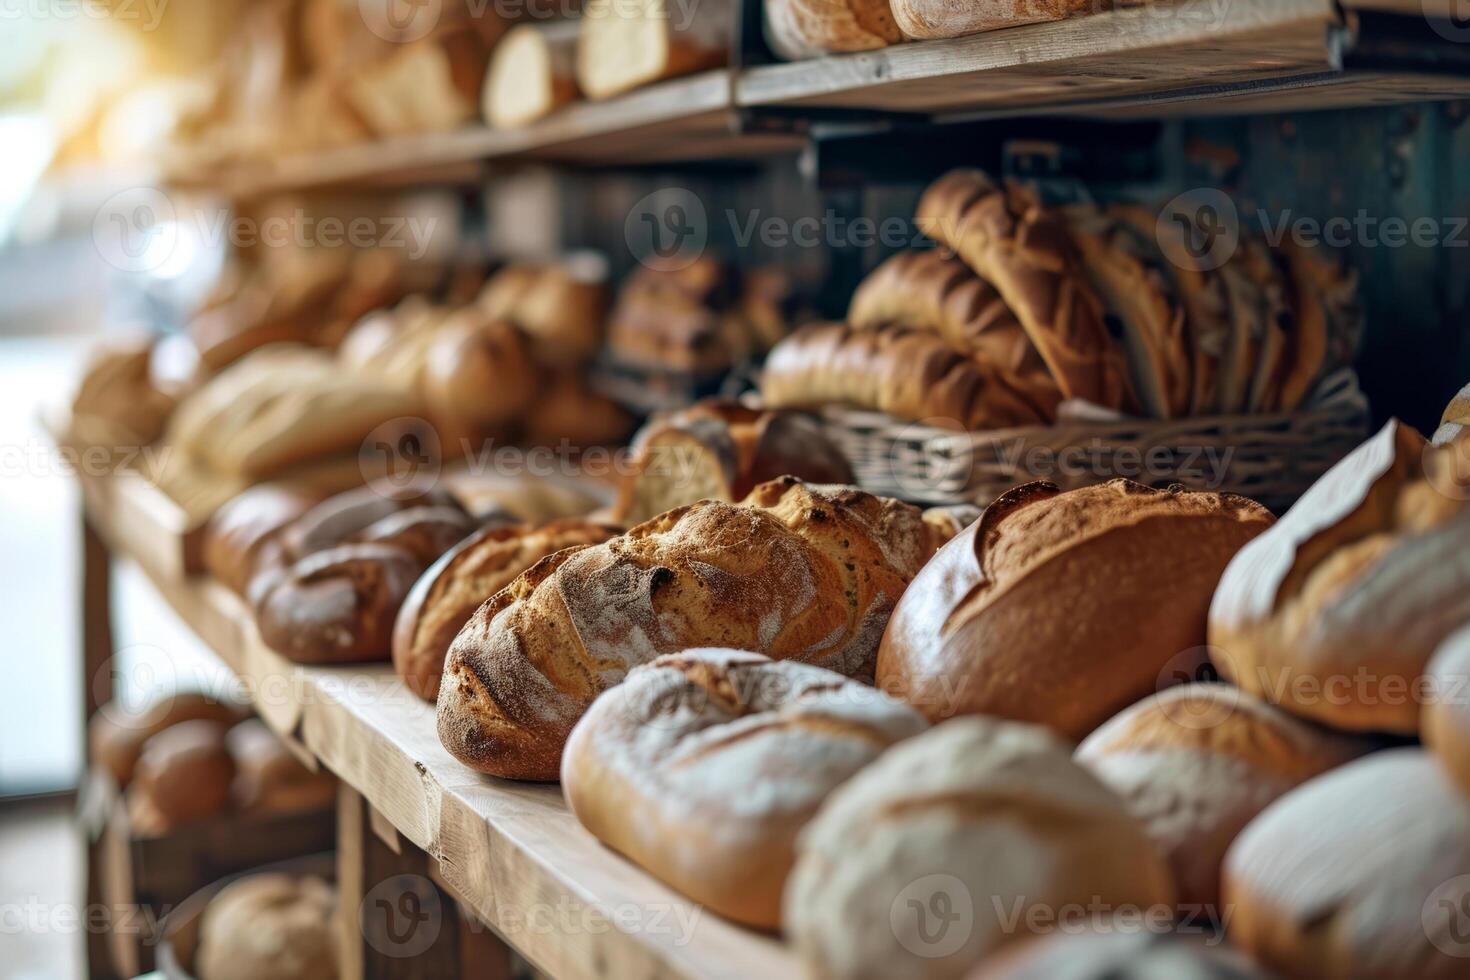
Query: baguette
916,170,1135,411
760,322,1043,429
483,21,580,128
576,0,730,100
437,477,933,779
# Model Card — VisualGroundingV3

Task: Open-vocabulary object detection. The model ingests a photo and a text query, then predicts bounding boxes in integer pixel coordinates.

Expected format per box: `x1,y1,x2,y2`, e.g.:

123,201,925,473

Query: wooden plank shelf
80,469,797,980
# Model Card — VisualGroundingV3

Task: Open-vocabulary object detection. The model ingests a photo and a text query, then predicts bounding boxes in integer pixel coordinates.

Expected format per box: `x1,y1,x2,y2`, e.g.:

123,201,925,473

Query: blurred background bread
196,872,338,980
128,720,237,834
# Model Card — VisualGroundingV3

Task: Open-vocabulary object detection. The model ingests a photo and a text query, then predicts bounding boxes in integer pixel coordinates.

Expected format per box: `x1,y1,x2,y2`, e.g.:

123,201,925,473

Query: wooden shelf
78,468,797,980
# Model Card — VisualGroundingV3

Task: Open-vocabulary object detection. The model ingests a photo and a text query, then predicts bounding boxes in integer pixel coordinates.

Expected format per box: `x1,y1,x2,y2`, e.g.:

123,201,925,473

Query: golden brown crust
876,479,1274,739
90,693,250,789
437,478,932,779
893,0,1094,40
392,519,621,701
203,485,321,595
128,720,236,833
226,719,337,814
763,0,902,59
915,170,1135,411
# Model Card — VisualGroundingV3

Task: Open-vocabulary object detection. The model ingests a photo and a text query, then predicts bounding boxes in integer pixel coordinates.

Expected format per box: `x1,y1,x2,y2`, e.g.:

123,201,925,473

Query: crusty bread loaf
483,21,579,127
393,519,622,701
351,505,479,565
128,720,237,834
345,25,492,136
505,265,610,368
90,692,250,788
614,400,853,525
607,258,759,374
1224,749,1470,979
1425,626,1470,793
763,0,903,59
437,477,933,779
877,480,1273,739
255,543,424,664
760,322,1044,429
278,483,465,563
576,0,730,100
196,873,338,980
892,0,1093,40
1075,684,1367,913
915,170,1134,411
1208,419,1470,733
784,717,1176,979
203,485,322,595
422,310,540,428
1068,206,1191,419
227,719,337,813
563,649,928,928
970,926,1272,979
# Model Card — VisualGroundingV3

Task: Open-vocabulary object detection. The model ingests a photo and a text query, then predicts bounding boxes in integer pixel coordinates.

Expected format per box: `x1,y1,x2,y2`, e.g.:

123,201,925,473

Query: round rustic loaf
562,648,927,929
90,691,250,788
969,926,1270,979
392,519,621,701
1209,420,1470,733
1223,749,1470,979
1425,625,1470,793
128,720,237,833
876,480,1273,739
784,717,1176,980
1075,684,1367,914
196,873,338,980
438,477,933,779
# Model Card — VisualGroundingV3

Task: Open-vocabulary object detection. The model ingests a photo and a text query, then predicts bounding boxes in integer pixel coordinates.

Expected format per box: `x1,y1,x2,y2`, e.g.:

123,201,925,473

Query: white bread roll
1224,749,1470,979
563,649,927,929
784,717,1176,979
1075,684,1367,914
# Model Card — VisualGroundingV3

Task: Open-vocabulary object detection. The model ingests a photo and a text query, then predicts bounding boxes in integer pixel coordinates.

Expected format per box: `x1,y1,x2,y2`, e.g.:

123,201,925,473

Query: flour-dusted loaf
760,322,1044,429
784,717,1176,979
562,649,927,928
877,480,1273,739
1075,684,1367,914
892,0,1094,40
393,519,622,701
1224,749,1470,979
483,20,579,128
614,400,853,526
437,477,933,779
915,170,1134,411
577,0,731,100
763,0,903,60
196,873,339,980
1209,419,1470,733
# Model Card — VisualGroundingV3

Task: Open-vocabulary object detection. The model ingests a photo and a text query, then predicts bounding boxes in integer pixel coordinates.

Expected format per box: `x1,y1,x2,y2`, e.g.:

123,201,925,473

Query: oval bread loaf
562,648,927,929
128,720,237,834
437,477,933,779
784,717,1176,979
877,479,1273,739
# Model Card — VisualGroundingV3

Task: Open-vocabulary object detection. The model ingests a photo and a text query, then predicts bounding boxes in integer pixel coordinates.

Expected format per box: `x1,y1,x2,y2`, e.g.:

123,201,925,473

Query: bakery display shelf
77,468,798,980
169,71,805,198
735,0,1470,120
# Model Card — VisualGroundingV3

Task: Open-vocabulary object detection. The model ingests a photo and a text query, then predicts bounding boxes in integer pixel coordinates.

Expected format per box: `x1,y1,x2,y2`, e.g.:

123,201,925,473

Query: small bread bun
196,873,338,980
1224,749,1470,979
1076,684,1367,913
128,720,236,833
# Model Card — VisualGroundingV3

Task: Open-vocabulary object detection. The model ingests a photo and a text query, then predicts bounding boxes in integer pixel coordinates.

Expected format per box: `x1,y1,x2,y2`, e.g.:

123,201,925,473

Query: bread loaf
1425,626,1470,793
128,720,237,834
437,477,933,779
196,873,338,980
760,322,1044,429
763,0,903,59
278,483,465,562
227,719,337,813
346,25,493,136
393,519,622,701
607,259,756,374
504,265,610,368
1434,381,1470,445
483,21,579,127
204,485,322,595
892,0,1093,41
520,371,635,448
422,311,540,428
576,0,730,100
614,400,853,525
70,340,176,447
971,927,1272,979
847,249,1062,419
90,692,250,788
915,170,1134,411
784,717,1176,979
1224,749,1470,979
1237,239,1291,413
1075,684,1367,913
255,543,424,664
351,505,479,565
562,649,928,928
877,480,1273,739
921,503,981,548
1208,419,1470,733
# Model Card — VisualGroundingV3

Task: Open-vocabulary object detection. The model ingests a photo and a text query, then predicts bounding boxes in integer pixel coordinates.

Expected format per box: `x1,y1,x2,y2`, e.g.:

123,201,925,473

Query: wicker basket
817,370,1371,513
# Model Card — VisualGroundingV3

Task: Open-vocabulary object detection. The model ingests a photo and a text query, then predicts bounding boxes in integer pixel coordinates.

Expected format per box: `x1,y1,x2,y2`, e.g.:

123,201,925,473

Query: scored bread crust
1076,684,1367,912
916,170,1136,412
892,0,1094,41
876,479,1274,739
437,478,933,779
562,649,927,929
392,519,622,701
783,717,1176,977
763,0,903,59
1209,420,1470,733
760,322,1045,428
